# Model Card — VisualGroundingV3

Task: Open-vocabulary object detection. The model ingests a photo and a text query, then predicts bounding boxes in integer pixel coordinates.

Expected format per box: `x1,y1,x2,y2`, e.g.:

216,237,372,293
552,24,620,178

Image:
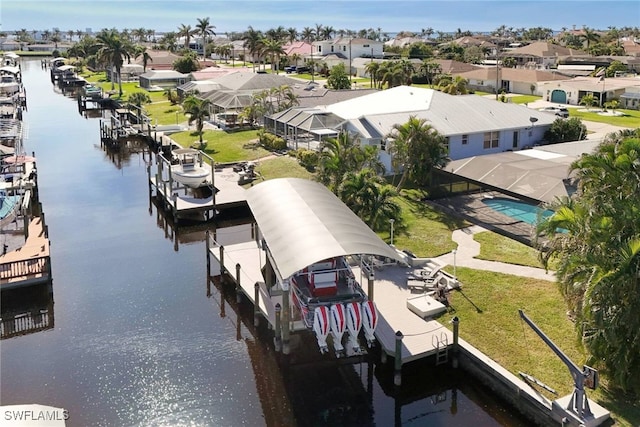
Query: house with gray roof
502,42,588,68
139,70,188,90
266,85,557,172
456,67,568,95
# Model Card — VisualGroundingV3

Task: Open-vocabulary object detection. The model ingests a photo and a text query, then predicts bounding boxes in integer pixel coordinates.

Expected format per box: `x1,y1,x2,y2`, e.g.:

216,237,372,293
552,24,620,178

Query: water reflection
1,283,54,339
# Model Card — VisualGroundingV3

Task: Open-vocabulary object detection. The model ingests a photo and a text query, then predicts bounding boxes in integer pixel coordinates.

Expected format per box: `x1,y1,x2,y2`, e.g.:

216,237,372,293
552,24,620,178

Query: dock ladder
432,332,449,366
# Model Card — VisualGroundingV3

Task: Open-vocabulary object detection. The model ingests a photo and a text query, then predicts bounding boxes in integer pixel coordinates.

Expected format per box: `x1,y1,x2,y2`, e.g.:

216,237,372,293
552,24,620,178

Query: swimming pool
482,197,554,225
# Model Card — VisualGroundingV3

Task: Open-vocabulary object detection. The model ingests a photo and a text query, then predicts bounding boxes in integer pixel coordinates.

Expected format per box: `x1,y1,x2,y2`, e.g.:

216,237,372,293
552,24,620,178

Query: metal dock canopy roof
246,178,403,279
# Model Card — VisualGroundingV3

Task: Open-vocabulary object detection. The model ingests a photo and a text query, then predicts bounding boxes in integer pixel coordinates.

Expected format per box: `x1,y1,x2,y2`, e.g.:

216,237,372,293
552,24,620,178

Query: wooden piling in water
452,316,459,369
254,282,260,327
235,263,241,303
394,330,403,386
274,303,282,352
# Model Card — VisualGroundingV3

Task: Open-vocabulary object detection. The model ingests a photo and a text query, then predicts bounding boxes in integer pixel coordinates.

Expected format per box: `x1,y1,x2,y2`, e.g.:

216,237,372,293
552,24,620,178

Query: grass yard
143,101,186,125
473,231,548,268
387,189,466,257
252,156,315,182
569,107,640,128
444,267,639,426
509,95,541,104
169,129,269,163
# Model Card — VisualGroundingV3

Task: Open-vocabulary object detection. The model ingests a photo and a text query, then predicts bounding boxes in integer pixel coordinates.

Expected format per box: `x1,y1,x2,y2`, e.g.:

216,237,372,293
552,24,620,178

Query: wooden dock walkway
354,264,454,364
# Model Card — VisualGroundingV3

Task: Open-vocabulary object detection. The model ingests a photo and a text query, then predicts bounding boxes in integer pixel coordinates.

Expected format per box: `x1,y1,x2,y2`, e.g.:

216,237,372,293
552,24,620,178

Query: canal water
1,59,530,427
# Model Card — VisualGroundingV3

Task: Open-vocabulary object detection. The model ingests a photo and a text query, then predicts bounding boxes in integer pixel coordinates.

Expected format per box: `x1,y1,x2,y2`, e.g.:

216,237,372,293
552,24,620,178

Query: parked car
539,106,569,118
284,66,296,73
295,66,310,74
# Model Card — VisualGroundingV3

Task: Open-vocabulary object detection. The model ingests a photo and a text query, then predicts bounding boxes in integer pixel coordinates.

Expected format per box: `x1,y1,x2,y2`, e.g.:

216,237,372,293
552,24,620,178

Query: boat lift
518,310,610,427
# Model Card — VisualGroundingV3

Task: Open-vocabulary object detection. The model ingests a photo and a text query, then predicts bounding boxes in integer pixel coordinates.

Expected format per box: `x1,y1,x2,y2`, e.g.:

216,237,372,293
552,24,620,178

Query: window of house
445,137,450,154
380,139,386,151
363,44,370,48
343,46,346,52
461,134,468,145
483,131,499,149
331,46,334,52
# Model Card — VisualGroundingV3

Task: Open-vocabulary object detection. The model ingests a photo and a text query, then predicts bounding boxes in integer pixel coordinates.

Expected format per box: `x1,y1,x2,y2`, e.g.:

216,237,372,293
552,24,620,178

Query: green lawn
253,156,315,182
569,107,640,128
509,95,541,105
386,189,466,257
474,231,547,268
444,267,639,427
143,101,185,126
169,129,269,163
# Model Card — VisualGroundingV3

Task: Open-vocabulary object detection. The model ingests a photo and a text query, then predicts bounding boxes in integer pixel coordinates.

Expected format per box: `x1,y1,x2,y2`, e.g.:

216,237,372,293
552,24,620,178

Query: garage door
551,90,567,104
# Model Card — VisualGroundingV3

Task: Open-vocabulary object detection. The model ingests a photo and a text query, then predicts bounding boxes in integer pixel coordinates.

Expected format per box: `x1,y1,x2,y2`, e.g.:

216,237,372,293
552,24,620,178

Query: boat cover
246,178,403,279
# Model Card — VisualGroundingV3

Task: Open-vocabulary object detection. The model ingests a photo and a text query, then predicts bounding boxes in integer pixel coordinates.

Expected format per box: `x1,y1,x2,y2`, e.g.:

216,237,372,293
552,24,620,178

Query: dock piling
274,303,282,352
253,282,260,327
394,330,404,386
368,273,375,302
282,285,290,355
219,246,225,275
452,316,460,369
235,263,242,303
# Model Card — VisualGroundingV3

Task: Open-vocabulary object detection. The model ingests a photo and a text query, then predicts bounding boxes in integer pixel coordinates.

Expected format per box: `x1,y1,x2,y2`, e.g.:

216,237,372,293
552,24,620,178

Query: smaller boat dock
148,149,250,223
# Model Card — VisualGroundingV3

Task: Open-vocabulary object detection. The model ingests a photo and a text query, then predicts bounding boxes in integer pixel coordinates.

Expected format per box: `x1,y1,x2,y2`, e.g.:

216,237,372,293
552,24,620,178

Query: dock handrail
0,255,49,282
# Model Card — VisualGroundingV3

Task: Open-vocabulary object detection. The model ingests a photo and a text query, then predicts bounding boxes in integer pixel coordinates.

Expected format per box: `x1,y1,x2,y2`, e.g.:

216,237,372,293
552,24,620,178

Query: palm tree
439,75,469,95
365,61,380,88
579,93,597,110
261,38,285,73
177,24,197,51
243,26,263,72
134,46,153,72
286,27,298,43
387,116,449,191
196,17,216,58
96,29,133,97
301,27,315,42
126,92,151,122
580,27,601,49
536,136,640,394
182,95,212,148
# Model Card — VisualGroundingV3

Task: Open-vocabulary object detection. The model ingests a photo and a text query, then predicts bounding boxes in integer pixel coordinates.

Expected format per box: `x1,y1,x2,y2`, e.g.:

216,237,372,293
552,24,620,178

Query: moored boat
290,256,378,356
170,148,211,188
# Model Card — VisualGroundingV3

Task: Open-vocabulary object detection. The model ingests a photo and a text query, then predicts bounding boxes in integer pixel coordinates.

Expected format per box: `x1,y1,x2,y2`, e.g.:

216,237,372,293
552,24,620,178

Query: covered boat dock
206,178,459,378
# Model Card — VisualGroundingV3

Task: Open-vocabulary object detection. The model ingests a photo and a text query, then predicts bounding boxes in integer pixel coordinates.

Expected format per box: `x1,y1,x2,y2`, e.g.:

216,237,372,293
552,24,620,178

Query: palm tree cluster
536,129,640,394
183,95,212,148
317,132,399,231
387,116,449,191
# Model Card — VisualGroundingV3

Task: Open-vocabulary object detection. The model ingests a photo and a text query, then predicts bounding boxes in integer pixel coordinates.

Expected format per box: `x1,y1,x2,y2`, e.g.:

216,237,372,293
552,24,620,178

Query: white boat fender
312,306,330,354
330,304,346,355
362,300,378,347
346,302,363,352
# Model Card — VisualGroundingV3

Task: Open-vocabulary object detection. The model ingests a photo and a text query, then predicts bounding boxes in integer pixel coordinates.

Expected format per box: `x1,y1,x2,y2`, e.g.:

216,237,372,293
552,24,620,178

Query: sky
2,0,639,34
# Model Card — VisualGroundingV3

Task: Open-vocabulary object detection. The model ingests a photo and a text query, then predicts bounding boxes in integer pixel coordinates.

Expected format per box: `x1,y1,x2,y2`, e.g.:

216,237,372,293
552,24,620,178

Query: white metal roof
246,178,402,279
326,86,556,137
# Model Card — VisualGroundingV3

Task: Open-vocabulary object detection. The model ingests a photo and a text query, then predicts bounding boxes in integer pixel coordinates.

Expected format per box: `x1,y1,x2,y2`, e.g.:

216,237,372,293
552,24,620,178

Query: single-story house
502,42,588,68
456,67,568,95
135,50,182,71
538,76,640,106
620,87,640,110
107,63,144,83
139,70,188,90
266,85,557,172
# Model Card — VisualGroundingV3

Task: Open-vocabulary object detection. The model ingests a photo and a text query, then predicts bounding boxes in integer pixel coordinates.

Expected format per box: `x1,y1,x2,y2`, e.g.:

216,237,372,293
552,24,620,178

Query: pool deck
429,192,542,246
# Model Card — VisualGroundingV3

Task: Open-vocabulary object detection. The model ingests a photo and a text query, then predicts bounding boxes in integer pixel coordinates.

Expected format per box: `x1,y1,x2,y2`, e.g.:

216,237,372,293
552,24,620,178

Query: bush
293,149,318,171
257,130,286,151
